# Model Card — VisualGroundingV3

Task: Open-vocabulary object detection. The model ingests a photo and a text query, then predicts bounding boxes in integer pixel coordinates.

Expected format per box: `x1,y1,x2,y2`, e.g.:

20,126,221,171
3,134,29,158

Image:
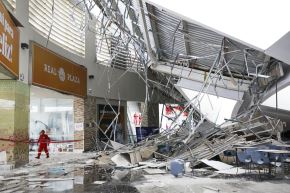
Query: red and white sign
133,112,142,126
164,104,188,117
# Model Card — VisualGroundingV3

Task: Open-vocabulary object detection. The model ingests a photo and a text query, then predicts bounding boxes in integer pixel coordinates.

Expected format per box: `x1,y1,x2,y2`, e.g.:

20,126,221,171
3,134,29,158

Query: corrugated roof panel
142,2,269,78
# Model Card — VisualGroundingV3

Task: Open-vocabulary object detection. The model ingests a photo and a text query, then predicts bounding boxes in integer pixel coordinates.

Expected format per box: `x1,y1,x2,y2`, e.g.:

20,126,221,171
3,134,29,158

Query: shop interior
29,86,74,154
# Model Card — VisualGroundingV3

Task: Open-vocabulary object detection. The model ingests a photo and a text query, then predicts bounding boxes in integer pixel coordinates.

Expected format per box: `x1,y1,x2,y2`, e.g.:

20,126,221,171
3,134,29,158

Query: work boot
35,153,41,159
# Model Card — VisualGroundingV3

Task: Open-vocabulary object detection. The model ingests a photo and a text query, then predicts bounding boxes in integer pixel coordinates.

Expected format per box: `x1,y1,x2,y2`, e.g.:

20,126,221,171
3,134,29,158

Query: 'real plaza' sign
43,64,80,84
32,43,87,98
0,1,19,77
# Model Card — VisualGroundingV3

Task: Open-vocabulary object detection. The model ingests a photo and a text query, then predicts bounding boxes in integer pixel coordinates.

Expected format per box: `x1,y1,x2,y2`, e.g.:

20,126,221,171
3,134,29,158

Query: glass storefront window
30,87,74,153
0,80,30,164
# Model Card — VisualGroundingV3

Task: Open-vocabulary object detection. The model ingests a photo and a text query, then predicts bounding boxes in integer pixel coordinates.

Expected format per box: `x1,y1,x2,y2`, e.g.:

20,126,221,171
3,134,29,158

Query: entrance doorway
29,86,75,156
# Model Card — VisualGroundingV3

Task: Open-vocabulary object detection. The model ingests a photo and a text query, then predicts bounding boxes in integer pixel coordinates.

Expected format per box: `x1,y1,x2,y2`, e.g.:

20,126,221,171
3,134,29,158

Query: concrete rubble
1,139,290,193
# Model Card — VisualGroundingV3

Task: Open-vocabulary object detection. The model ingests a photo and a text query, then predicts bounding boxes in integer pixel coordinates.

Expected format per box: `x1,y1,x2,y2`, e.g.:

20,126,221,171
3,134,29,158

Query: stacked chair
237,149,253,174
251,151,270,180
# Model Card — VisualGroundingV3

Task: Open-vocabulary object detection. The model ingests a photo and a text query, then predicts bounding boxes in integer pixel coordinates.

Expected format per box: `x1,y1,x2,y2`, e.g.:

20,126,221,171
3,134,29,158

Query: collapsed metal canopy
39,0,288,166
145,3,268,79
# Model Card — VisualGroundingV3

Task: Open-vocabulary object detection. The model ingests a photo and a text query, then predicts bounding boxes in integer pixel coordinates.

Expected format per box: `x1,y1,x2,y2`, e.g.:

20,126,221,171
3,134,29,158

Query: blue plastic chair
250,151,270,180
237,150,252,173
269,145,289,161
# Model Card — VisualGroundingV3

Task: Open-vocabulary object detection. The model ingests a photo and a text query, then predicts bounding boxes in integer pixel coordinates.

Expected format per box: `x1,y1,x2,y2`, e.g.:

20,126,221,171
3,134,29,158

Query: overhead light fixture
248,73,270,78
179,53,198,59
44,107,73,112
30,106,38,113
0,99,15,108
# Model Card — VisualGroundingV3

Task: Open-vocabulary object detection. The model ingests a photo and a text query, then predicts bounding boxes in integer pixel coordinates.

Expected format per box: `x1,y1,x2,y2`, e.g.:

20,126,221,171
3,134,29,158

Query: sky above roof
180,88,237,125
147,0,290,51
262,85,290,111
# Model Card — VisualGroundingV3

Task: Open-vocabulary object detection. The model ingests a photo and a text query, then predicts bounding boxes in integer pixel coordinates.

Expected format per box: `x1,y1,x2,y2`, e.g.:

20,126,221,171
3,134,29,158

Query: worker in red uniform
35,130,50,159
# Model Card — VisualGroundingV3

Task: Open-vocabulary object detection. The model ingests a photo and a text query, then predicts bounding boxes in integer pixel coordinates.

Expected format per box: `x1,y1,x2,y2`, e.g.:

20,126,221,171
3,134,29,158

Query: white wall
127,101,141,141
15,0,146,102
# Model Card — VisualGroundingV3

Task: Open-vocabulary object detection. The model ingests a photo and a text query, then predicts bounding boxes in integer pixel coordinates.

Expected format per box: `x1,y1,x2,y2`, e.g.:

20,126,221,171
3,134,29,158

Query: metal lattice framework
39,0,287,162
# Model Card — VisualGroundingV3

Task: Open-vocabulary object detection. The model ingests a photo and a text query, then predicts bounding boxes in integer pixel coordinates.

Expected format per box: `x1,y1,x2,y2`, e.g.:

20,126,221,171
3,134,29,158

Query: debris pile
88,0,287,171
101,104,284,169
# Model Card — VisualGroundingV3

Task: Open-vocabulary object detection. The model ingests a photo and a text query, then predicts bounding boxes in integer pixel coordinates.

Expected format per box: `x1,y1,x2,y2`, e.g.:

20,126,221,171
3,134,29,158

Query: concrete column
73,96,99,152
16,0,30,84
84,96,97,151
73,97,85,152
0,80,30,167
140,102,159,127
85,16,97,96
